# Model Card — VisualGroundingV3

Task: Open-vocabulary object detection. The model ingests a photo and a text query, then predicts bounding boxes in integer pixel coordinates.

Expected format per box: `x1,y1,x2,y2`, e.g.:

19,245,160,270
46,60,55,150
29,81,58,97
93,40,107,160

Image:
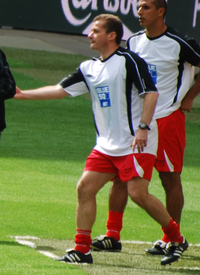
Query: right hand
14,86,23,99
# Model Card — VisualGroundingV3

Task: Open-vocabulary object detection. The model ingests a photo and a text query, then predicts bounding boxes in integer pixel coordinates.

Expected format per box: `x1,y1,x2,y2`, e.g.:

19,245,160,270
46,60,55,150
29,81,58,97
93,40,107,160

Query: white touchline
39,251,59,259
10,236,200,247
17,240,37,248
8,236,200,270
9,235,60,260
10,235,40,240
121,240,152,244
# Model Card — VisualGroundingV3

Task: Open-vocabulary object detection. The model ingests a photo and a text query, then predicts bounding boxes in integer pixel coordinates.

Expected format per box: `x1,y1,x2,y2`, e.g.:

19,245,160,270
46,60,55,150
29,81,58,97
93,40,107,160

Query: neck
146,22,167,38
100,44,119,60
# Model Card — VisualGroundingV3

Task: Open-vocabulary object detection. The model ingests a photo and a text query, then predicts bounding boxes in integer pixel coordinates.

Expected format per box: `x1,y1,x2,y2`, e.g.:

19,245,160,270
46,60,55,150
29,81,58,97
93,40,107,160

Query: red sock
74,229,92,254
162,218,183,243
161,233,171,243
106,211,123,241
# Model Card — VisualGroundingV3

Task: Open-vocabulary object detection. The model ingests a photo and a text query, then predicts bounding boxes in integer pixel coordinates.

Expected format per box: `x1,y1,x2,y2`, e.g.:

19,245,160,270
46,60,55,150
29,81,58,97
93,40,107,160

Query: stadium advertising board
0,0,199,42
60,0,200,41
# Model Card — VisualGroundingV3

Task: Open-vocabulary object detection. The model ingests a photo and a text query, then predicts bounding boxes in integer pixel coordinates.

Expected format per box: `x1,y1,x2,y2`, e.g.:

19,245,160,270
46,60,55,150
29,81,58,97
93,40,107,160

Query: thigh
77,170,115,197
159,171,182,188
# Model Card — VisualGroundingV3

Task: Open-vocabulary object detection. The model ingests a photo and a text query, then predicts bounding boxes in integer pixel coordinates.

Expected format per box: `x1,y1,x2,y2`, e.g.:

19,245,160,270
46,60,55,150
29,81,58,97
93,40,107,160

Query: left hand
131,129,148,153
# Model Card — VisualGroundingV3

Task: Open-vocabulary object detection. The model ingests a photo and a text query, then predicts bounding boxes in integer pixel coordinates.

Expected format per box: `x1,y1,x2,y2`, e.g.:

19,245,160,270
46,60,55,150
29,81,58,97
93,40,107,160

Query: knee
77,178,94,201
127,178,149,206
77,179,86,199
128,188,147,206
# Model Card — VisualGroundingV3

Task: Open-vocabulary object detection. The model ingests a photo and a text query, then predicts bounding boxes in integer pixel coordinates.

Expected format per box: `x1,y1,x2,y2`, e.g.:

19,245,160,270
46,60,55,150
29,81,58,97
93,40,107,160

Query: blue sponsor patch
96,86,111,107
148,64,157,84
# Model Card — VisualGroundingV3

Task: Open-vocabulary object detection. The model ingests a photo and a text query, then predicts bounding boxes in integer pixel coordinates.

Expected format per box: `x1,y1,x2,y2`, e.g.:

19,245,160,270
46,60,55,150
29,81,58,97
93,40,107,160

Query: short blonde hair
93,14,123,45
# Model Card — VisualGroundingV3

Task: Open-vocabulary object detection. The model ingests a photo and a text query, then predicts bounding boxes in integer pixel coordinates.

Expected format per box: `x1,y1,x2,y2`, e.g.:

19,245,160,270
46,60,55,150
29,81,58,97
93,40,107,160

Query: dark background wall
0,0,199,42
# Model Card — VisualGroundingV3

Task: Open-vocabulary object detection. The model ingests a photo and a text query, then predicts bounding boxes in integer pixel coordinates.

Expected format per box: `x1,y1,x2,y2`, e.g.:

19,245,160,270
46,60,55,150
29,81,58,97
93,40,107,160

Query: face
137,0,161,28
88,20,110,51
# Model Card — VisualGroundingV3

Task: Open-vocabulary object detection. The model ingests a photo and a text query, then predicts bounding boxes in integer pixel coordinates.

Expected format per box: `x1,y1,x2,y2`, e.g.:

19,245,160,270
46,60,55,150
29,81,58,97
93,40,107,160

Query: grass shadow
0,240,23,247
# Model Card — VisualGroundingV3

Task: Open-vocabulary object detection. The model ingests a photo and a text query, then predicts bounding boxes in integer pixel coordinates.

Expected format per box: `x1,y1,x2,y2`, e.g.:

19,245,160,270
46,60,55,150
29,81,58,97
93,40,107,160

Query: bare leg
76,171,115,230
127,177,170,228
109,179,128,212
90,178,127,251
159,171,184,225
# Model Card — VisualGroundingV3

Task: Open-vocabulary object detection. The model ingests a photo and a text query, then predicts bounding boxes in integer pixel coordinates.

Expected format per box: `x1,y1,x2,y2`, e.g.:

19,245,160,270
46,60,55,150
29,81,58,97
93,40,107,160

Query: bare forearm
140,92,158,125
186,72,200,100
132,92,158,153
15,85,68,100
181,67,200,112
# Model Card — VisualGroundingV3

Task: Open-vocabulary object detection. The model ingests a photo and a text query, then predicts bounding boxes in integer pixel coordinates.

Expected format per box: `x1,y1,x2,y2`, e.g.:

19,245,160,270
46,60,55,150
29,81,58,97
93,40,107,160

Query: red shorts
154,109,186,172
84,149,156,181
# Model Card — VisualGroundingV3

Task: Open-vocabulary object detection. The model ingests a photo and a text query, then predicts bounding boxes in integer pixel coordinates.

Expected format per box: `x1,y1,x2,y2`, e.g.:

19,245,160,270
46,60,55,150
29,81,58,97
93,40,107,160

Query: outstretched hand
14,86,23,99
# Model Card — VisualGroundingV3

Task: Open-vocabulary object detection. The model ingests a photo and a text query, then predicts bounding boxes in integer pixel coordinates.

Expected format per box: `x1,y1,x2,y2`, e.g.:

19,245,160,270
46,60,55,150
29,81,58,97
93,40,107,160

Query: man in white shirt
15,14,185,266
91,0,200,266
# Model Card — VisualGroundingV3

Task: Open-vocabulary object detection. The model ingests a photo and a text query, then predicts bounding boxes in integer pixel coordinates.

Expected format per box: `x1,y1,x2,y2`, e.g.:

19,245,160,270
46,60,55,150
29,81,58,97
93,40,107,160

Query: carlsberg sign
60,0,200,41
0,0,199,42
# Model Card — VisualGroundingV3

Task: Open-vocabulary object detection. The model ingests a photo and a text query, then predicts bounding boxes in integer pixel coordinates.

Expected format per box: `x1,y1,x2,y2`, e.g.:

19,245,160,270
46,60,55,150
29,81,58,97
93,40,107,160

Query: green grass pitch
0,47,200,274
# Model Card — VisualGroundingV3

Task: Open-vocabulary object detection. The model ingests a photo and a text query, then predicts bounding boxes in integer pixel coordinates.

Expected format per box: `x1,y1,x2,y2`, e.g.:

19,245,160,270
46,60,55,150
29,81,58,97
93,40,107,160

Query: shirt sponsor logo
96,86,111,107
148,64,157,84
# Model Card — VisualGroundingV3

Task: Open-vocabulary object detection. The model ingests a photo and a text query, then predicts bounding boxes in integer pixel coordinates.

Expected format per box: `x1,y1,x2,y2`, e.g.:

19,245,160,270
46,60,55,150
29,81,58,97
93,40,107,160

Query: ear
108,31,117,42
158,7,165,18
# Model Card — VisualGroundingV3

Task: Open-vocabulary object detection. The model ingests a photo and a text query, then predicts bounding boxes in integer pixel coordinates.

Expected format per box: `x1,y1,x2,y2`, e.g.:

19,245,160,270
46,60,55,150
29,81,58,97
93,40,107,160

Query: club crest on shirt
95,86,111,107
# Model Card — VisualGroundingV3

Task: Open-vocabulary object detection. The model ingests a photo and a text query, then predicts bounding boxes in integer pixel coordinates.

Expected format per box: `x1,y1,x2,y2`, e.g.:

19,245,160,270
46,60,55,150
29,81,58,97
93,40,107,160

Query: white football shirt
59,47,158,156
127,26,200,119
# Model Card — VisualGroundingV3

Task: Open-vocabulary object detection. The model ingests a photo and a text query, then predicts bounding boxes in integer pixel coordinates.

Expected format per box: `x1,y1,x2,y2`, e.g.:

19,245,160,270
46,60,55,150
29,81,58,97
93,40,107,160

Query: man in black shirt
0,49,16,137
